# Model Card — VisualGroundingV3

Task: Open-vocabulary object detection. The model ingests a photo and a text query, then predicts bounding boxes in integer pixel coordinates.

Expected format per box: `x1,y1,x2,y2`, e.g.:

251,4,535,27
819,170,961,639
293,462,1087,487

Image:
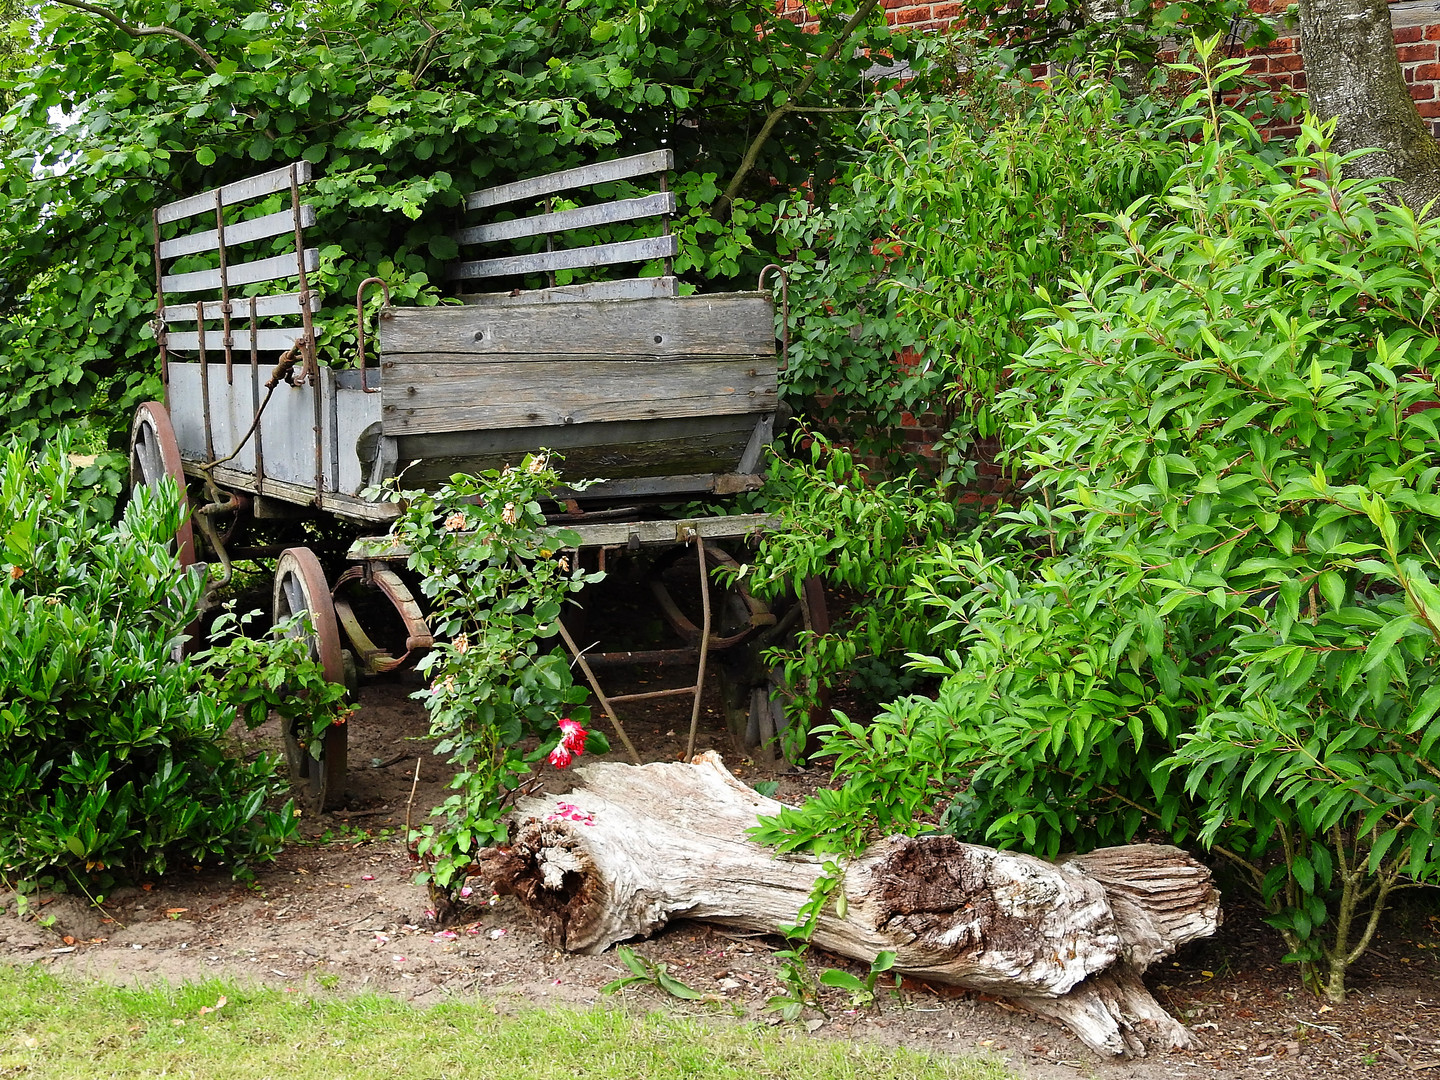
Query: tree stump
474,752,1220,1057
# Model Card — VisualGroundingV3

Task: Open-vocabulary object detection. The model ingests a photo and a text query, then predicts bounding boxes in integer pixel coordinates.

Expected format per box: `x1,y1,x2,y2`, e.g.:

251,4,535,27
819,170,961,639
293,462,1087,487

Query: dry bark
1300,0,1440,215
474,752,1221,1057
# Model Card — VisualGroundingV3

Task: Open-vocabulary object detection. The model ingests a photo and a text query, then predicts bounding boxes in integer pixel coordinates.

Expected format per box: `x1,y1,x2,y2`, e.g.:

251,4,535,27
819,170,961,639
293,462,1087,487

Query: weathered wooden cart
131,153,811,811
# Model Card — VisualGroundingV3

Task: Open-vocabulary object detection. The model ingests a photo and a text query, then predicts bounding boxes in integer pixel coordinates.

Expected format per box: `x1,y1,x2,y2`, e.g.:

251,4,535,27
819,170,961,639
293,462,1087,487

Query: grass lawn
0,966,1014,1079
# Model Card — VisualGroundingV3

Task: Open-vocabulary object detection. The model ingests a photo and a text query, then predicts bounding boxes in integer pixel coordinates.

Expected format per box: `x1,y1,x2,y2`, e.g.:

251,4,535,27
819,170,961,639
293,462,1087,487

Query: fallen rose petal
488,928,506,939
392,955,406,963
361,875,375,881
459,886,472,898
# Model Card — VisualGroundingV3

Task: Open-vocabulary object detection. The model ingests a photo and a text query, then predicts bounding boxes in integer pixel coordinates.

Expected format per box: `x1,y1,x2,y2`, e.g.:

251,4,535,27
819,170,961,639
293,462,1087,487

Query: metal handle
355,277,392,393
758,263,789,372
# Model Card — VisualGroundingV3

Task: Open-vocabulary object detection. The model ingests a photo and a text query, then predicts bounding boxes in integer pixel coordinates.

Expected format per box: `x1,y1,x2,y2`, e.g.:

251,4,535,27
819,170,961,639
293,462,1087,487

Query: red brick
1289,73,1307,90
1270,51,1304,72
1416,99,1440,117
932,2,961,21
1413,82,1439,101
1423,24,1440,40
1415,61,1440,80
1396,25,1425,43
1397,44,1437,63
895,4,934,23
1247,55,1270,74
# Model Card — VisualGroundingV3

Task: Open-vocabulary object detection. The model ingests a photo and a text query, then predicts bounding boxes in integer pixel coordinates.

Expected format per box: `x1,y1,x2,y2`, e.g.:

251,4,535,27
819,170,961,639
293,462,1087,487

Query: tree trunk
474,752,1221,1058
1301,0,1440,214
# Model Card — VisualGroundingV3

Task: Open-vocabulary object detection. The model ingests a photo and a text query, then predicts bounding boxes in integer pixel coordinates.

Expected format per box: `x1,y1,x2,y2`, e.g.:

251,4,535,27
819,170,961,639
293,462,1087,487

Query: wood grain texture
453,192,675,247
459,276,679,305
380,358,776,434
464,150,672,211
158,205,317,260
157,162,312,224
161,247,319,294
473,753,1220,1057
164,326,308,353
382,413,761,489
381,294,775,359
446,234,677,281
160,290,320,323
347,513,777,561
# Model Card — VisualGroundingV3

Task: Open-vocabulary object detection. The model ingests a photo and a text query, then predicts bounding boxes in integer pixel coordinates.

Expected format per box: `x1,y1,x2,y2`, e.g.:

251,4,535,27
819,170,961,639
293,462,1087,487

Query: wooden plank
164,326,310,353
452,192,675,248
447,234,677,281
157,162,313,225
158,205,317,260
161,248,320,294
161,291,320,323
191,465,397,524
382,294,775,359
461,276,678,305
381,358,777,435
465,150,673,212
389,411,756,460
381,416,762,491
348,512,778,561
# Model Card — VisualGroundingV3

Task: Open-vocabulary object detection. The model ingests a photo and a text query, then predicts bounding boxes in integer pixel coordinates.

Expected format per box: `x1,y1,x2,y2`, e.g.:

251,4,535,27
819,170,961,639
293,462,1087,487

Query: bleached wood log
474,752,1219,1058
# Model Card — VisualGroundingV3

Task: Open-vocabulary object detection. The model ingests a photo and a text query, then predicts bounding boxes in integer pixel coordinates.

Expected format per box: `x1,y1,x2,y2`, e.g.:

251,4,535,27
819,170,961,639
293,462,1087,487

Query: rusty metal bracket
758,263,790,372
354,277,392,393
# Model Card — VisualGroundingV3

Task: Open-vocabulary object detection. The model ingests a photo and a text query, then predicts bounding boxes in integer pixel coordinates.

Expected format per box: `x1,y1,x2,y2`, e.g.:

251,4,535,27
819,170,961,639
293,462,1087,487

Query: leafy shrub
775,41,1185,478
0,0,906,445
757,40,1440,1002
377,454,605,895
750,430,965,743
0,439,296,888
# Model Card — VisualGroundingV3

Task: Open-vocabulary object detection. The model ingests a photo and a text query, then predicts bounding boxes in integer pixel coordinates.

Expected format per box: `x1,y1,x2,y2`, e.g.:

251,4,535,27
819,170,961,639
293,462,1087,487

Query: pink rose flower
548,744,573,769
558,717,587,755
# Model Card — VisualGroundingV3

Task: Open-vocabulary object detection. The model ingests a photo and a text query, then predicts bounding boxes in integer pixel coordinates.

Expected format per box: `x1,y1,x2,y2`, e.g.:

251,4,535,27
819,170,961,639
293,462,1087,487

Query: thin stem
52,0,219,70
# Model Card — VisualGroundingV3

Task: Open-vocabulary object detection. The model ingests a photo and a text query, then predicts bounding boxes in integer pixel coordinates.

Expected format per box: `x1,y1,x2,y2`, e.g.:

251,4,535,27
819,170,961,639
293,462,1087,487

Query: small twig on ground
67,871,127,932
404,758,429,873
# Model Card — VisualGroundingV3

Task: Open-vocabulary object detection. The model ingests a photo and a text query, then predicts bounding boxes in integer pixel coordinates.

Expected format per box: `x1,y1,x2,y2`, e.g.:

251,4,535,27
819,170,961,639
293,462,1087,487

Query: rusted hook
355,277,393,393
757,263,790,371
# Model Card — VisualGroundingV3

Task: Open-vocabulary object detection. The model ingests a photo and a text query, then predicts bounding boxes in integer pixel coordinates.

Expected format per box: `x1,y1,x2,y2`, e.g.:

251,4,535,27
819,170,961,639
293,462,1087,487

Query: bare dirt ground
2,675,1438,1080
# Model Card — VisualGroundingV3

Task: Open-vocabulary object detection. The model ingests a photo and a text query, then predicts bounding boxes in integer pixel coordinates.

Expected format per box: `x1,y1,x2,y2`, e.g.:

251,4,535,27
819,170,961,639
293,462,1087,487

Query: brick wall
779,0,1440,135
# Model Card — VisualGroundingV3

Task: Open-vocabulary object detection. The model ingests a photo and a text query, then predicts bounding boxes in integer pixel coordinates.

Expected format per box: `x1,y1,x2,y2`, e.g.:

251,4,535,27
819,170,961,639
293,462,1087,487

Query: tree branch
716,0,881,216
53,0,219,71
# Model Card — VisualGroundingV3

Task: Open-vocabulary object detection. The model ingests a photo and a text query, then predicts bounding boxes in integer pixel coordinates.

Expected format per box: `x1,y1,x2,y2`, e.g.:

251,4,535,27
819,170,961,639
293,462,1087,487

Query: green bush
0,0,906,445
756,40,1440,1002
775,40,1186,479
0,439,296,888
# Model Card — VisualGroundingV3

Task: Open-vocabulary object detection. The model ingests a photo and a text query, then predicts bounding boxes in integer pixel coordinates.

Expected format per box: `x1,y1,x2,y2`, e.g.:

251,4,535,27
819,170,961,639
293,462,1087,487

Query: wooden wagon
131,153,811,811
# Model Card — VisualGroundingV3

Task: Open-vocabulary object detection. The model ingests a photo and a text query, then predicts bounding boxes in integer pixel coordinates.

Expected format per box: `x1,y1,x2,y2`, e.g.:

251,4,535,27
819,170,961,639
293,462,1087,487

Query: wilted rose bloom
527,454,548,474
558,556,570,572
453,634,469,655
501,502,518,525
558,718,587,755
548,743,573,769
443,512,467,531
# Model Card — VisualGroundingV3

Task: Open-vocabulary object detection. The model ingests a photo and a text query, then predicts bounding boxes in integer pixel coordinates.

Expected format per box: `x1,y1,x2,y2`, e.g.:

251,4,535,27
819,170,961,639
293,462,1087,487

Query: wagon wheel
274,547,348,812
128,402,197,568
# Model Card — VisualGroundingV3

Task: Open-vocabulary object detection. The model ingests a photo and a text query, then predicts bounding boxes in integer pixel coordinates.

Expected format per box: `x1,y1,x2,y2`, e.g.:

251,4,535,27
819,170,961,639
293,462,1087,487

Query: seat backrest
152,163,320,369
447,149,678,305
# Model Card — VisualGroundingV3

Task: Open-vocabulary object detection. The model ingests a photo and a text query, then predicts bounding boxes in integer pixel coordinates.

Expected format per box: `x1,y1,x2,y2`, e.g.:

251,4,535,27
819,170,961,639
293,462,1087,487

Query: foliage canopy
0,0,903,445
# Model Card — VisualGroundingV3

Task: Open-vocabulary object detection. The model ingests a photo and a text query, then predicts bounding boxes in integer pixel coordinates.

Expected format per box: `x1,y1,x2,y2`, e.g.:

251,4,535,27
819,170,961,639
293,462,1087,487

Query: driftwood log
475,752,1220,1058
